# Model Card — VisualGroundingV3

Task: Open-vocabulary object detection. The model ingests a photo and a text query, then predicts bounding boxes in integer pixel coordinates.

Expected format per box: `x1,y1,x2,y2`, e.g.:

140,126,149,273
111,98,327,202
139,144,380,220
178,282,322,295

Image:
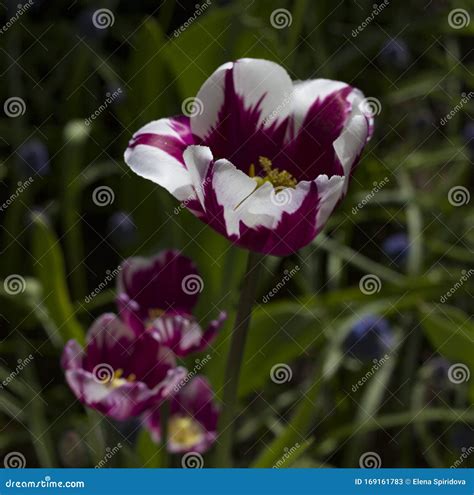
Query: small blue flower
382,232,409,264
17,138,50,176
344,315,393,361
379,39,410,69
107,211,137,247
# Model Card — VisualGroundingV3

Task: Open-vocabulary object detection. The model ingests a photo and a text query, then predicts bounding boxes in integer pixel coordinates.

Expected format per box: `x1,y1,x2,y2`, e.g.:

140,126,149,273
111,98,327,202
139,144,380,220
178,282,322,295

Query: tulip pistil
168,415,204,448
249,156,297,189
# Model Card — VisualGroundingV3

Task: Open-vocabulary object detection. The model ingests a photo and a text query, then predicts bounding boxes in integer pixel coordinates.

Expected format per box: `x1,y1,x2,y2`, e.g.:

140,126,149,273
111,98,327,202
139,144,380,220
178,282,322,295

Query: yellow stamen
250,156,297,189
168,416,205,448
109,368,136,388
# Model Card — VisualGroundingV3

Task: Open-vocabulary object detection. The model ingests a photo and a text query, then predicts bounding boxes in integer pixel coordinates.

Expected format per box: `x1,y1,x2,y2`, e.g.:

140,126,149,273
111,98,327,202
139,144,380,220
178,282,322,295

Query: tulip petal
192,59,293,171
124,116,195,201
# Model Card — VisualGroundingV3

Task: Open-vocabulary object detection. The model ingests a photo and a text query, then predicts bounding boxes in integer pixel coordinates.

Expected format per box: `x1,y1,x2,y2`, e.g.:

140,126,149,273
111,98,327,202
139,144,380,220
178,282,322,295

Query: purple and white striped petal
192,59,293,172
124,116,195,201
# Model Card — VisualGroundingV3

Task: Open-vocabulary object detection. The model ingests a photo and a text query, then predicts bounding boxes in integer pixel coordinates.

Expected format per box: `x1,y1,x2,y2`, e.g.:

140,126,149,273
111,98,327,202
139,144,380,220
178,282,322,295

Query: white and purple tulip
124,58,373,255
61,313,187,420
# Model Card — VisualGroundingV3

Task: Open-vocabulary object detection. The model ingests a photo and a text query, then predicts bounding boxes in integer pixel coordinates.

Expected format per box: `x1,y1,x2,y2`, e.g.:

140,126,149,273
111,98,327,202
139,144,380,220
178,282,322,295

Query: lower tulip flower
117,250,226,356
124,58,373,255
144,376,219,454
62,313,186,420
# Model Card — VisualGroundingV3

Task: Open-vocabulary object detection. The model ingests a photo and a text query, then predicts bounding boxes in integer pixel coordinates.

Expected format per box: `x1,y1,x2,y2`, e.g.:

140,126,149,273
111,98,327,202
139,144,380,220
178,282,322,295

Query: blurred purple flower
116,250,226,356
463,122,474,152
107,211,137,247
144,376,219,453
62,313,186,420
382,232,409,264
344,315,393,361
379,39,410,69
17,138,50,176
124,58,373,256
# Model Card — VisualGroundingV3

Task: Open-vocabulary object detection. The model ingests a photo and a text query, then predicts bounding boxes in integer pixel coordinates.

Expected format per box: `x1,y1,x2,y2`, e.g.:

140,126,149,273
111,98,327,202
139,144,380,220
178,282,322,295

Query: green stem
159,401,170,468
215,250,262,467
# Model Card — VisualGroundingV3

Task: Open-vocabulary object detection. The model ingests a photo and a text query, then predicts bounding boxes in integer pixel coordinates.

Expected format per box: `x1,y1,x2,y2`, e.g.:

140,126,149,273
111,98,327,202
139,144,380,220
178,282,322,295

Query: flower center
249,156,297,189
148,308,165,320
109,368,136,389
168,415,205,448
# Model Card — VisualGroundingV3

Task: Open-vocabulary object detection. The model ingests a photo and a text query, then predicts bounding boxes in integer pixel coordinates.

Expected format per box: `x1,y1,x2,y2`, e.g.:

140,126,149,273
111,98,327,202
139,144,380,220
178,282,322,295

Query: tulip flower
117,250,226,356
62,313,186,420
124,58,373,255
144,376,219,453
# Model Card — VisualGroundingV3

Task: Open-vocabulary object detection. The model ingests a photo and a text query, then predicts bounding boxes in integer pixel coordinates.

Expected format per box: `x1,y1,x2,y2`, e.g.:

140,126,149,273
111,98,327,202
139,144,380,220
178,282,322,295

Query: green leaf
419,304,474,368
31,213,84,344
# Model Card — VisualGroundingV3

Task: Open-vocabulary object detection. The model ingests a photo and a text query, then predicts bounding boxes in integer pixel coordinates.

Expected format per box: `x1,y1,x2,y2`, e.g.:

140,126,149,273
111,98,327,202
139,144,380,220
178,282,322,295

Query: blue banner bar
0,469,473,494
